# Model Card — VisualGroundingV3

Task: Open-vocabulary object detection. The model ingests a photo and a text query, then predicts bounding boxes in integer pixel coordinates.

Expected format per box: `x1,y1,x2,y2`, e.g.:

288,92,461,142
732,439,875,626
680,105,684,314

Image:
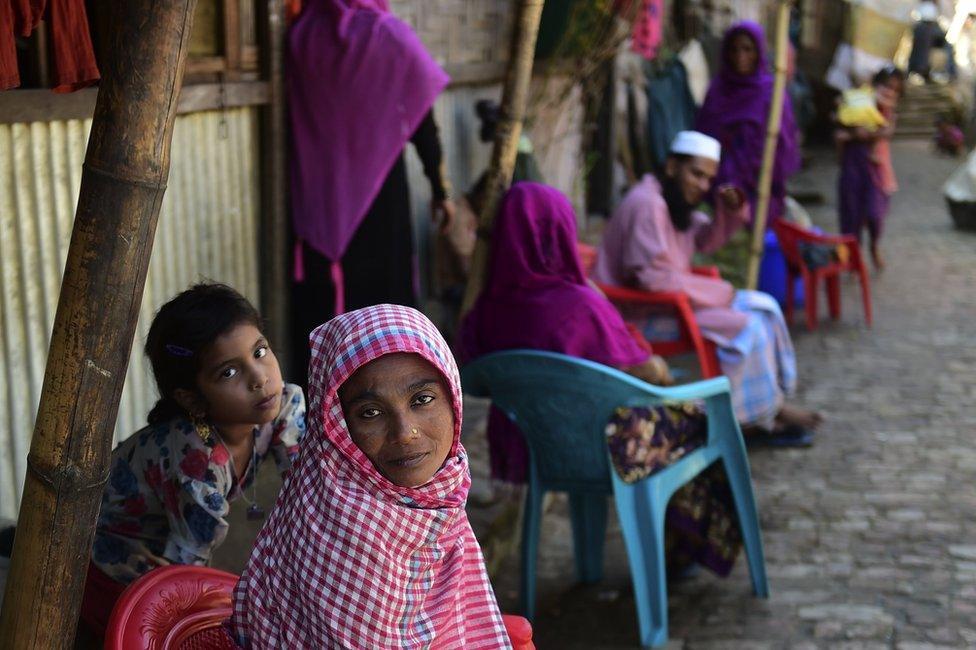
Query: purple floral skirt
605,403,743,576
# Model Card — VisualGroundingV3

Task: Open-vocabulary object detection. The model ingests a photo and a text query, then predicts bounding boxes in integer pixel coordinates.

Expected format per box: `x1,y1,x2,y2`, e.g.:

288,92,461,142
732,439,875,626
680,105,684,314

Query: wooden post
745,0,791,290
0,1,198,647
257,0,290,376
461,0,546,315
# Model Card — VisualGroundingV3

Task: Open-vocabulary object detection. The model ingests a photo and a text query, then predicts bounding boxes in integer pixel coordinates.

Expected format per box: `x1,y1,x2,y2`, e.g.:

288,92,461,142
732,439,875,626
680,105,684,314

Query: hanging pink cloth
631,0,663,60
288,0,449,313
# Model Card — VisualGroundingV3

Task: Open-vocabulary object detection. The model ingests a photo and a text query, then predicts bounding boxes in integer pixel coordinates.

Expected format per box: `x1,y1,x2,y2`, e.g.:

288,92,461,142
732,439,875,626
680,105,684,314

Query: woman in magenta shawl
695,21,800,224
288,0,455,382
460,183,670,483
460,183,744,578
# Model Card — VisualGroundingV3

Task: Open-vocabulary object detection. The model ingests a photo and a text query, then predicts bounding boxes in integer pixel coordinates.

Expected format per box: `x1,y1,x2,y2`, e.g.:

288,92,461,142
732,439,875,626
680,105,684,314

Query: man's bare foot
870,242,885,272
776,402,824,430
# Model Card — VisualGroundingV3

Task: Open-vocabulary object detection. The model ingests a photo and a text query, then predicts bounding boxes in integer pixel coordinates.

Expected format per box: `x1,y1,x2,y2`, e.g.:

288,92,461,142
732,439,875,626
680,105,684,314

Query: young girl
80,283,306,635
231,305,510,648
836,66,905,271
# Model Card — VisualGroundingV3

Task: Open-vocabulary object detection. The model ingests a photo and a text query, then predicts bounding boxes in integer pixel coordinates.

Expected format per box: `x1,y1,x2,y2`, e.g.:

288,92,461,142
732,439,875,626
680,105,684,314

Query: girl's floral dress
91,383,306,584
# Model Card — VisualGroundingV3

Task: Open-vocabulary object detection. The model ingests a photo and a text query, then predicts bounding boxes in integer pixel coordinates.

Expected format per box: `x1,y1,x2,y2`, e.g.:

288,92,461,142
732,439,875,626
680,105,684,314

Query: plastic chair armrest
597,283,691,309
648,375,732,402
795,231,857,246
691,265,721,279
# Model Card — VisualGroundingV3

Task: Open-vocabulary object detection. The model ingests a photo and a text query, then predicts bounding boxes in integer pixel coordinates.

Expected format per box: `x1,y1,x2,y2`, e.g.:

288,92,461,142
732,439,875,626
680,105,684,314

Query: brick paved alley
488,141,976,649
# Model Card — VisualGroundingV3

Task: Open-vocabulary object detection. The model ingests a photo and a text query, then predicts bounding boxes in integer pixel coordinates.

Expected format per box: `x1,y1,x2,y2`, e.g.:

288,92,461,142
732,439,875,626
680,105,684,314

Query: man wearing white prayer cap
593,130,823,447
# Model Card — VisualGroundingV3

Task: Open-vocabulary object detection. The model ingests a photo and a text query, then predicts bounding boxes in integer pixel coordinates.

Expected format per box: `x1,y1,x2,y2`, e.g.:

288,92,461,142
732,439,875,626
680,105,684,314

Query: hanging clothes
2,0,100,92
645,58,698,171
678,39,710,106
630,0,663,60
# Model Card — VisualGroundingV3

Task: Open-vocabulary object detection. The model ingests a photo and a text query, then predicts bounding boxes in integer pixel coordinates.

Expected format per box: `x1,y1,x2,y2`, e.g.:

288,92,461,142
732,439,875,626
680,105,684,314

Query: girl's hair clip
165,344,194,357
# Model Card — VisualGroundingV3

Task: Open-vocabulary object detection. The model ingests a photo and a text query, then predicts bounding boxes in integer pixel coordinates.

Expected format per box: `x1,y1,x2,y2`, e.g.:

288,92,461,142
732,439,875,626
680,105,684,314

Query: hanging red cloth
614,0,663,60
2,0,100,92
630,0,663,60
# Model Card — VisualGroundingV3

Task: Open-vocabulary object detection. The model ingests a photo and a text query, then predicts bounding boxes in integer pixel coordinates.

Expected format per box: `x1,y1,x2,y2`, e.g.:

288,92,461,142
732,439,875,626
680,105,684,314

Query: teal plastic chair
461,350,769,648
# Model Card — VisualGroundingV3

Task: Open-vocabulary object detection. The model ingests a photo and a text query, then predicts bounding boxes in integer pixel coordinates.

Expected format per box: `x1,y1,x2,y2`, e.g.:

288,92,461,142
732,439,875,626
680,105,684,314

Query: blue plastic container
758,230,804,306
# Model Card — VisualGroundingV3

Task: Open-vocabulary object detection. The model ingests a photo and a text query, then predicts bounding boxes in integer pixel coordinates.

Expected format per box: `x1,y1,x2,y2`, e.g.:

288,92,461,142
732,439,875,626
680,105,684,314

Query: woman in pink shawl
460,183,671,483
695,21,801,224
288,0,455,383
231,305,510,648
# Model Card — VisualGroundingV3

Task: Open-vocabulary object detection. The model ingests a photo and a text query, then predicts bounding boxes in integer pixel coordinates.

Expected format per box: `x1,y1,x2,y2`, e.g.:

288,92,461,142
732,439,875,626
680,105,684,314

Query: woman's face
339,353,455,488
728,32,759,76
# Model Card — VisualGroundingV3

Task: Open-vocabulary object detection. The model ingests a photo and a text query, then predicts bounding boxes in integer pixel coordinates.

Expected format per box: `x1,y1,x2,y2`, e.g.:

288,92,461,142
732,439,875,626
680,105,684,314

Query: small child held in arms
79,283,306,636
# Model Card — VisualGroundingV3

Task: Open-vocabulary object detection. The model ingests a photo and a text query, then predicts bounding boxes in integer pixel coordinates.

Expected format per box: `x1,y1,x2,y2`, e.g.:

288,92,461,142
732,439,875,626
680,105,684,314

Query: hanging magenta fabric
631,0,663,60
288,0,449,314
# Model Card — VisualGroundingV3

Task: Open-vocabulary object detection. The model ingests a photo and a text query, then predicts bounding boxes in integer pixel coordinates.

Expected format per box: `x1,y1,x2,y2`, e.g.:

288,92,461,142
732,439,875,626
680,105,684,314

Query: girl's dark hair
145,283,263,425
872,65,905,89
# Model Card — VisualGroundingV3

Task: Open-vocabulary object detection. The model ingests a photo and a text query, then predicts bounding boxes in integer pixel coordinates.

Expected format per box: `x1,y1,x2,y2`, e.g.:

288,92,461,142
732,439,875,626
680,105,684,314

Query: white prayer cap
670,130,721,162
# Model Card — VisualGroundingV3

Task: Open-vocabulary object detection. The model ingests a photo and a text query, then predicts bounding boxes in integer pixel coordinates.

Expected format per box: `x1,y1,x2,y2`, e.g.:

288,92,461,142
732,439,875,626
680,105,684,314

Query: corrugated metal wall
0,107,260,520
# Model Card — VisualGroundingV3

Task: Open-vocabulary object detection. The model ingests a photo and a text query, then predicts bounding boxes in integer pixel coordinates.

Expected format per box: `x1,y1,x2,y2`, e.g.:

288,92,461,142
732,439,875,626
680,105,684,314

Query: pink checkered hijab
230,305,510,648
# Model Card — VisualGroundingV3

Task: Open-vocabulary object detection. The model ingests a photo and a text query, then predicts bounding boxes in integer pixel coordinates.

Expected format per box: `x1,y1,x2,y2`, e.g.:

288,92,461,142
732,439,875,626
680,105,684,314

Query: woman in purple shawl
460,183,744,578
460,183,670,483
288,0,455,383
696,21,800,224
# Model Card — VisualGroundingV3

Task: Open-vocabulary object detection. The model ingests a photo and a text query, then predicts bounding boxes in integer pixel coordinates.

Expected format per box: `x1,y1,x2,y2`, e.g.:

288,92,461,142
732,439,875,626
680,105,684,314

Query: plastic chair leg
783,271,795,326
826,274,841,321
857,265,873,326
568,492,608,584
614,482,670,648
803,274,818,331
720,447,770,599
702,341,721,379
520,485,545,620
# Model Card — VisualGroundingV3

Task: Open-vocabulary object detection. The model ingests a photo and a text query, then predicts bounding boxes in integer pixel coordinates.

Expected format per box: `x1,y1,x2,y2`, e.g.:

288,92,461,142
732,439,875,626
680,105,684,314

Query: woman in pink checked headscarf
230,305,510,649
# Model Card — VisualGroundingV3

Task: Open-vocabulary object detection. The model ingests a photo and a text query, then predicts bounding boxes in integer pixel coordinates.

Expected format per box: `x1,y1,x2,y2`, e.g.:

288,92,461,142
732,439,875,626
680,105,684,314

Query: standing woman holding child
836,66,905,271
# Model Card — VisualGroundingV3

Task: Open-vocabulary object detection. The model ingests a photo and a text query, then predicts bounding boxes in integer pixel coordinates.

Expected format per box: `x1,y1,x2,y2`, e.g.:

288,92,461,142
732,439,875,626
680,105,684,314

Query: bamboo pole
258,0,290,376
461,0,546,315
745,0,791,290
0,1,198,647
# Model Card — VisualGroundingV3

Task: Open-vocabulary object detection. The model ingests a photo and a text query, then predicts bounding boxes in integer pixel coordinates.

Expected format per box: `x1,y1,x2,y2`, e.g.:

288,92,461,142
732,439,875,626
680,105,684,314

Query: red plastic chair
771,220,872,331
577,241,720,379
105,565,237,650
502,614,536,650
596,277,722,379
106,565,534,649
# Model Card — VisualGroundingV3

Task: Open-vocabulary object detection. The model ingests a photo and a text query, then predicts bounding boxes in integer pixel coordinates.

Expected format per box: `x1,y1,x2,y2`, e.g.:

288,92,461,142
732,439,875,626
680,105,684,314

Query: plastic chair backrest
104,565,238,650
462,350,721,492
576,241,598,275
771,220,806,268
